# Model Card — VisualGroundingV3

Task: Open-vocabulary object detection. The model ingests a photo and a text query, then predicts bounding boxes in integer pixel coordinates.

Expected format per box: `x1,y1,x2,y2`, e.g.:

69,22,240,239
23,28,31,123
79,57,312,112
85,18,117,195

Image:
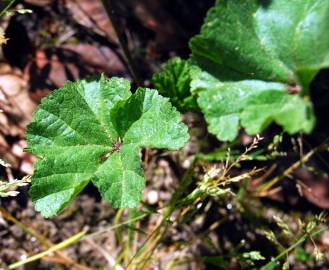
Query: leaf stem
101,0,142,86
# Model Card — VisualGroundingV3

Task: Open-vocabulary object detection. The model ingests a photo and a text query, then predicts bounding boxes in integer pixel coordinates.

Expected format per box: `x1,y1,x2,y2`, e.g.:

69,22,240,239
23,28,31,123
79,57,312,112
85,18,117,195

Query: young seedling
26,75,189,217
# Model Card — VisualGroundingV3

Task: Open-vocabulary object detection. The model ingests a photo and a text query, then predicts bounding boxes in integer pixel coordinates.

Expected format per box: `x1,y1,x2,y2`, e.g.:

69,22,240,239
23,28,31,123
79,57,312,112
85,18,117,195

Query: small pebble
147,190,159,205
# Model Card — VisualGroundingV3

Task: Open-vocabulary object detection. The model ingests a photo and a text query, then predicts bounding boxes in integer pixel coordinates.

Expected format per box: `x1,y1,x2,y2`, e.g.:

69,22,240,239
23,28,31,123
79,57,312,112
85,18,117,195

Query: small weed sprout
0,159,31,197
0,176,31,197
182,135,263,205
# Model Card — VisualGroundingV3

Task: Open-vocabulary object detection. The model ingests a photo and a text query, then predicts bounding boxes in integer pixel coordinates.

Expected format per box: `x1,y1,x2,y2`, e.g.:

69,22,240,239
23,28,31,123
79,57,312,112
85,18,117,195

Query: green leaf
152,57,196,111
241,251,266,268
295,248,311,263
189,0,329,141
242,251,265,261
26,75,189,217
192,70,315,141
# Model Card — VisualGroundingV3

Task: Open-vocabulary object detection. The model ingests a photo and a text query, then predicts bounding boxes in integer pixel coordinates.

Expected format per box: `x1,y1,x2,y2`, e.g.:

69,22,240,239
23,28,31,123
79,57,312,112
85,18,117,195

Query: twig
101,0,142,86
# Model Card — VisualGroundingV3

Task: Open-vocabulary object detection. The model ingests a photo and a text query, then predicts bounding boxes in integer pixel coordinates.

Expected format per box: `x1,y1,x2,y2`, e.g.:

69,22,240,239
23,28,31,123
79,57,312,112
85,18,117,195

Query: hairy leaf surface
26,75,189,217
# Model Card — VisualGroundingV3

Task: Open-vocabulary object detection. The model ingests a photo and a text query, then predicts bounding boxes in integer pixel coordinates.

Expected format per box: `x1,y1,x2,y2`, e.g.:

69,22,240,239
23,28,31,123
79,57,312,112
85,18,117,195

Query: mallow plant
26,75,189,217
25,0,329,219
153,0,329,141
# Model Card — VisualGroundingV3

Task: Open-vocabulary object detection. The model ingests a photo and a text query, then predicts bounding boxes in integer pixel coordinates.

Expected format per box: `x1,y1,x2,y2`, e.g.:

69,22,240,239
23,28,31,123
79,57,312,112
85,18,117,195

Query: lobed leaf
26,75,189,217
193,71,314,141
188,0,329,141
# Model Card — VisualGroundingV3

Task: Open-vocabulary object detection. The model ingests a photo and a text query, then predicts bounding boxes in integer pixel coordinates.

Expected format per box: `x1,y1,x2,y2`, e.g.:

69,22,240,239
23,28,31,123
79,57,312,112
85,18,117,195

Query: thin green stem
83,212,148,240
260,227,327,270
126,158,197,268
1,213,149,270
0,0,16,17
1,231,86,270
101,0,142,86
